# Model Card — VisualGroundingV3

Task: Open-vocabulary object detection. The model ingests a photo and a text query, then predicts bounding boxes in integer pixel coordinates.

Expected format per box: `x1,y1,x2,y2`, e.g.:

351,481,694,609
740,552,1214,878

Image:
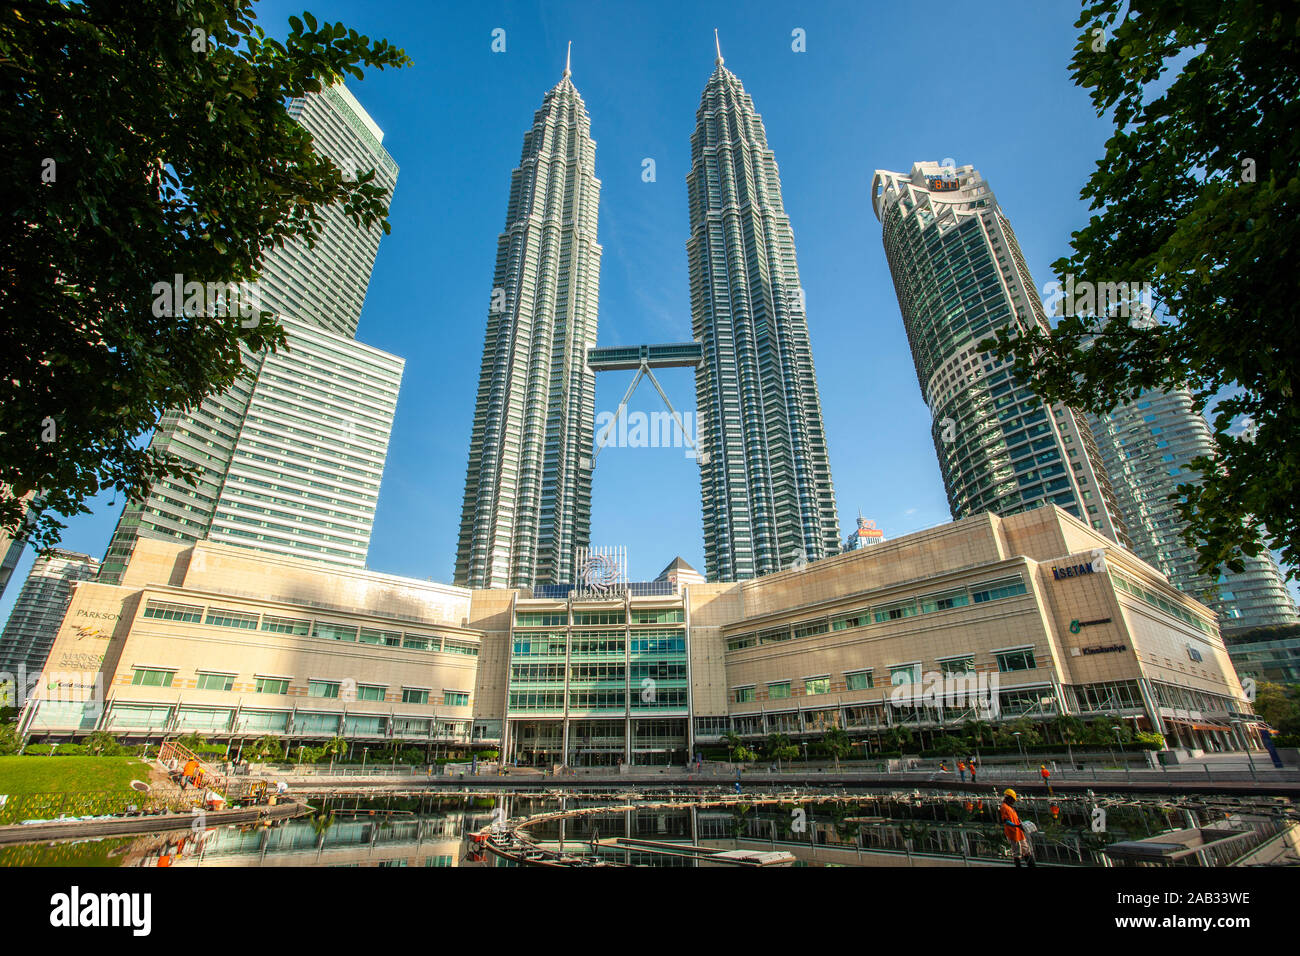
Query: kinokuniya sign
1080,643,1127,656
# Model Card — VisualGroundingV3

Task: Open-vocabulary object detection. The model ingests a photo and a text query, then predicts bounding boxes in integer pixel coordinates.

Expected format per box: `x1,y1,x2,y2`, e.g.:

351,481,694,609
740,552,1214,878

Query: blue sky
3,0,1295,618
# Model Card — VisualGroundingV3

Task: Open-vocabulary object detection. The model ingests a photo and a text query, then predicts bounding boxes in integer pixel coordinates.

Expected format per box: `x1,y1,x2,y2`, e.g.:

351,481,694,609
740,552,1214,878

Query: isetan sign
1051,562,1096,580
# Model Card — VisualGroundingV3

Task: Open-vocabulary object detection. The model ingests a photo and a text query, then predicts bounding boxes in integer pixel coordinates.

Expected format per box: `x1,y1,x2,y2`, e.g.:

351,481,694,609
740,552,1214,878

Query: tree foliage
980,0,1299,578
0,0,410,549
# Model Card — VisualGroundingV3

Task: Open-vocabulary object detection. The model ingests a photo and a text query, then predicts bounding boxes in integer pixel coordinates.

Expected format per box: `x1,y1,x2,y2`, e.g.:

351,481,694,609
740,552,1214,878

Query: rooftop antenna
564,40,571,78
714,28,723,66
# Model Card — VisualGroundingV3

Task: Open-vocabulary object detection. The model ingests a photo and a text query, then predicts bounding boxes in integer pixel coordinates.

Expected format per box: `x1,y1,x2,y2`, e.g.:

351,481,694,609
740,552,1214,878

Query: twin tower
454,45,840,589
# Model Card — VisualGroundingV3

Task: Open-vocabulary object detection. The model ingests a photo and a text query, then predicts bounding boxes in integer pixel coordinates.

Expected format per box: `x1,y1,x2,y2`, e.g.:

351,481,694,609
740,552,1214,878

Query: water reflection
0,790,1242,868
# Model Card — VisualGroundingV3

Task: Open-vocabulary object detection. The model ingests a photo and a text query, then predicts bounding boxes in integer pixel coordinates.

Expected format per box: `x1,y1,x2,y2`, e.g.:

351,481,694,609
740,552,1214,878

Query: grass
0,756,153,825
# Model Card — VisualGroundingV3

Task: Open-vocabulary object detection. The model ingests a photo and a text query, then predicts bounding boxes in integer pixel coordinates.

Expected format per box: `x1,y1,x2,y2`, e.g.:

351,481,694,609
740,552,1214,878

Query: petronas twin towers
455,43,839,588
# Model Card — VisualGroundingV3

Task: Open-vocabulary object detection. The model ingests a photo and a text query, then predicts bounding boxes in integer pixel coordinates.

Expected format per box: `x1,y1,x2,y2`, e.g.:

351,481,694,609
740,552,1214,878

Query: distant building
0,549,98,678
844,515,885,551
656,557,707,592
1087,388,1299,634
1224,625,1300,685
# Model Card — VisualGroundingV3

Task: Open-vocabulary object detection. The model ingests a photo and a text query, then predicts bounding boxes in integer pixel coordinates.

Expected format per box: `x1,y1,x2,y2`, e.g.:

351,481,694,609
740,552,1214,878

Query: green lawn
0,756,152,824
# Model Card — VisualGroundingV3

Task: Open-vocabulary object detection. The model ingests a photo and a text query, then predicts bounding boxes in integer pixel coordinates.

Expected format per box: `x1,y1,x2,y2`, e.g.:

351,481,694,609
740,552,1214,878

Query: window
804,677,830,696
255,677,290,695
205,607,260,629
313,621,358,642
516,612,566,627
131,667,175,687
767,681,791,699
402,688,430,705
262,615,310,636
574,610,626,626
939,657,975,675
443,691,470,707
734,686,755,704
402,634,432,650
919,590,971,614
831,611,868,631
195,672,234,691
996,649,1037,673
308,680,341,699
142,601,203,623
890,664,920,686
442,639,479,656
630,608,683,625
972,576,1027,603
845,671,874,691
874,600,917,624
792,620,829,639
356,684,386,702
359,627,401,647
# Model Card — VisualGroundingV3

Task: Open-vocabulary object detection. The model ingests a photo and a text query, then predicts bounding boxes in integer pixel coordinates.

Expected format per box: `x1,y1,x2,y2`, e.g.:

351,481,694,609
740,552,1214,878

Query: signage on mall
1077,643,1127,656
1068,617,1113,634
1052,561,1097,580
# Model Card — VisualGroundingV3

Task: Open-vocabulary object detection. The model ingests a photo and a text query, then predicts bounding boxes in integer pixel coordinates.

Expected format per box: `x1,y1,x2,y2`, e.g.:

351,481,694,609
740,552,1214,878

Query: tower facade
872,162,1129,544
454,58,602,590
0,549,98,677
1088,388,1299,633
687,49,840,582
99,84,400,583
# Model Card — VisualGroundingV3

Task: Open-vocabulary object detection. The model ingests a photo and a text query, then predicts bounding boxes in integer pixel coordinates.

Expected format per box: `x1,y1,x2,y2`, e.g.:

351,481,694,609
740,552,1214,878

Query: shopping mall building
16,506,1258,761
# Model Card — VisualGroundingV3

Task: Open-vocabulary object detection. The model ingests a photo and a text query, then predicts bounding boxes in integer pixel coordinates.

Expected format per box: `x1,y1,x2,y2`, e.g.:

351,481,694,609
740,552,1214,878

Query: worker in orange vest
957,760,967,783
1000,789,1036,867
1040,763,1052,794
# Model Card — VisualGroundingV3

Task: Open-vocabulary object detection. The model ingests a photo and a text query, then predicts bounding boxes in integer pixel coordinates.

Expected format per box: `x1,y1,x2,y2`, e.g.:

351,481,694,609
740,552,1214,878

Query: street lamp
1013,732,1026,770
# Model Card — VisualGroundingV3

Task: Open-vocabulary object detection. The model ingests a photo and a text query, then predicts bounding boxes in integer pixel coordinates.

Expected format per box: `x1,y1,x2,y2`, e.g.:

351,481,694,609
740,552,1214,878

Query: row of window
140,600,480,656
725,575,1029,651
1110,571,1216,635
514,608,685,627
731,648,1038,703
508,688,689,710
129,668,470,707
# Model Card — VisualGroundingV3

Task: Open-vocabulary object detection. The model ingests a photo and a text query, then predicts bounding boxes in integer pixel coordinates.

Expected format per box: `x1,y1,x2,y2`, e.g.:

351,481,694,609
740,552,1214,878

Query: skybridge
584,342,705,467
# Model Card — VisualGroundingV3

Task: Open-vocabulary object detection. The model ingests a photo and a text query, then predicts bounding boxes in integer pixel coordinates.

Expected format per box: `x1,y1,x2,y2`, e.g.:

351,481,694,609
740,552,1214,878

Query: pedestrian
1000,789,1036,867
957,760,967,783
968,755,977,784
1040,763,1052,795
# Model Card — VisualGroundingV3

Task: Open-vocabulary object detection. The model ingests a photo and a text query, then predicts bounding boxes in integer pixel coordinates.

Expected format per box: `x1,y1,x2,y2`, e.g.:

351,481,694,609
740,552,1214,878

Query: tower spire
714,29,723,66
564,40,571,78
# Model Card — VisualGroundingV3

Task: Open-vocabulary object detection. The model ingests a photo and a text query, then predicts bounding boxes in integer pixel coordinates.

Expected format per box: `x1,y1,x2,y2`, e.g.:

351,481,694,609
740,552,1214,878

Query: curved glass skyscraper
455,57,602,589
872,162,1129,543
687,48,840,581
1088,388,1299,633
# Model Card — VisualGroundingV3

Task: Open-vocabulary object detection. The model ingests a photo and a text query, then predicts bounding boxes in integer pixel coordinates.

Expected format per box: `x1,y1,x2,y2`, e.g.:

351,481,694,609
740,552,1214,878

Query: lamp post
1013,732,1026,771
362,746,369,772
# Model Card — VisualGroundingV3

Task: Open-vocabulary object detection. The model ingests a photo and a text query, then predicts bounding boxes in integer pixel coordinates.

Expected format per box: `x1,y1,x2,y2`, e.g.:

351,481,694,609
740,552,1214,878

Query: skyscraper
1088,388,1299,632
687,42,840,581
100,84,400,583
455,51,602,590
0,549,98,678
872,162,1129,543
